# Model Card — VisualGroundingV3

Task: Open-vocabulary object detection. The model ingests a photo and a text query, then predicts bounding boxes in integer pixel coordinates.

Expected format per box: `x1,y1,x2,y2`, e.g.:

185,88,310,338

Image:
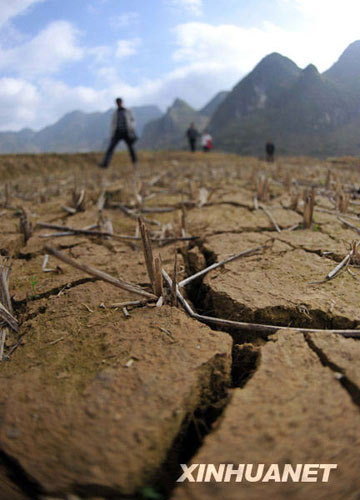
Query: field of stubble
0,151,360,500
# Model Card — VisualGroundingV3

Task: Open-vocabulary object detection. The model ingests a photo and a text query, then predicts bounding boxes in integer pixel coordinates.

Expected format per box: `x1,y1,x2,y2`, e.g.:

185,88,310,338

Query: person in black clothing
265,141,275,162
99,98,138,169
186,123,199,152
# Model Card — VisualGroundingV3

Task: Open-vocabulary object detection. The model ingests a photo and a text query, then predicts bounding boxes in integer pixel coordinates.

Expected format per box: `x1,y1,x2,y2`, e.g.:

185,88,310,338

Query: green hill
139,98,208,150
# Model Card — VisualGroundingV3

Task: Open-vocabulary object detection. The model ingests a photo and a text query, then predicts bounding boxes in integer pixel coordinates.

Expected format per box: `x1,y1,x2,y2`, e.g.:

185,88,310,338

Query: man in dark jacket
99,97,138,169
186,123,199,152
265,141,275,162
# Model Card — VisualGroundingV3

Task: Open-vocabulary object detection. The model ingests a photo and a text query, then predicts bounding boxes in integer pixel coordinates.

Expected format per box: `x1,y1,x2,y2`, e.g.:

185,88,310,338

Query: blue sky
1,0,360,131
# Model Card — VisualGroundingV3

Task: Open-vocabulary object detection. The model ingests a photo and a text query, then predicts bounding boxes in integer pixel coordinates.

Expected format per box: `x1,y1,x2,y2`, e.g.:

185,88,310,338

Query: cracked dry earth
0,151,360,500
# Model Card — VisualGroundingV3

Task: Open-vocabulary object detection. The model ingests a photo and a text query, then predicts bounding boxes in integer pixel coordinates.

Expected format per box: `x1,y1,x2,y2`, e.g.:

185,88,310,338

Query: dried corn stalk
0,262,17,361
350,240,360,265
72,188,86,212
188,179,199,203
325,169,331,189
303,188,315,229
171,251,178,307
283,173,291,191
138,218,155,292
335,191,349,214
19,207,33,243
3,183,11,208
154,256,163,298
198,187,209,207
181,205,187,237
256,175,269,202
289,191,300,211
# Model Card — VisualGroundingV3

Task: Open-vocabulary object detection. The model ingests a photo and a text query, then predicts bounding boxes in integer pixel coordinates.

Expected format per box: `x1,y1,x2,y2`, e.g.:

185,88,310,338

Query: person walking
99,98,138,169
186,123,199,152
265,141,275,162
201,132,213,152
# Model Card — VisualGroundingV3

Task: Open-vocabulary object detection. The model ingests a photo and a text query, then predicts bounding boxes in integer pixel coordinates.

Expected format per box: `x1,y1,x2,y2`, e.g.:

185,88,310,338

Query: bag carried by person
127,131,138,144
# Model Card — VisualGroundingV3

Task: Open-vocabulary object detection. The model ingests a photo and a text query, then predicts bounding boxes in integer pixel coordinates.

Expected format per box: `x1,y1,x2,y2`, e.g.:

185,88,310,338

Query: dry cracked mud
0,152,359,499
172,330,360,500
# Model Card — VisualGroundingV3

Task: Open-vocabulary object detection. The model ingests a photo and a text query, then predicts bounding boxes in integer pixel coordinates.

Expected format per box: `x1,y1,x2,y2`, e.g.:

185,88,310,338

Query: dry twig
162,269,360,338
44,246,157,300
308,246,355,285
179,243,270,288
0,294,17,332
171,251,178,306
109,300,151,308
338,216,360,235
37,222,197,243
260,205,281,232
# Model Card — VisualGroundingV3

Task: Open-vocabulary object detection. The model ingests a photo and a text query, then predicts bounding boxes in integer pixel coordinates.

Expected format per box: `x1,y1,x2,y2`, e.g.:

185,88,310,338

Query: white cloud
0,78,39,130
166,0,203,16
110,12,139,29
0,21,84,77
0,59,237,132
0,77,112,131
172,21,308,75
279,0,360,69
134,63,239,110
115,38,141,58
99,61,240,111
39,79,106,110
172,19,357,75
0,0,45,28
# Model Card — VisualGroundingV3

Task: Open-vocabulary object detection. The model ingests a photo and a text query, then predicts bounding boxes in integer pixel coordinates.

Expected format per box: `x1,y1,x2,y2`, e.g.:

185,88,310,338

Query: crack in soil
231,343,261,388
186,237,359,334
0,449,43,499
275,236,346,262
206,226,291,236
14,277,98,310
16,242,84,261
205,201,254,210
200,282,359,333
142,247,261,494
3,277,99,360
143,350,232,500
142,232,360,499
303,333,360,409
132,245,265,500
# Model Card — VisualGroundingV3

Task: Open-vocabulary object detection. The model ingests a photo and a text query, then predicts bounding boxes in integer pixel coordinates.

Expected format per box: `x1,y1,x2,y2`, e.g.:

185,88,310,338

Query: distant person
99,97,138,169
201,132,213,152
186,123,199,152
265,141,275,162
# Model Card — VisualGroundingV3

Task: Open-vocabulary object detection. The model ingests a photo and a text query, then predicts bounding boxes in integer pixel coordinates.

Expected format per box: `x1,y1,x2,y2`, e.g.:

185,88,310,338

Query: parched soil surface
0,151,360,499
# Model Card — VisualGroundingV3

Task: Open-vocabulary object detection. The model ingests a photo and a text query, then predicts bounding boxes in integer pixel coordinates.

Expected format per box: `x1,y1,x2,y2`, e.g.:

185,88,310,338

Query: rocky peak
324,40,360,85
